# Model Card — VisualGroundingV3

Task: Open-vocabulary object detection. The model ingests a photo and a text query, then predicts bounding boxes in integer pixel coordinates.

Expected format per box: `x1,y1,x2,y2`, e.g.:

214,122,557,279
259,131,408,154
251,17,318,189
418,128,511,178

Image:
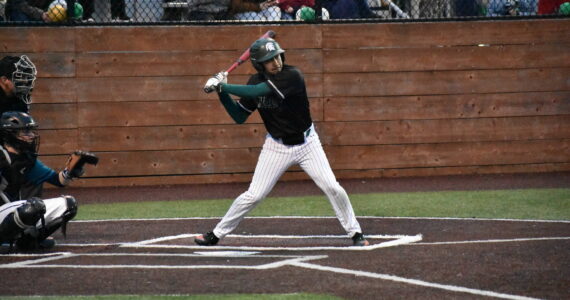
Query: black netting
0,0,568,24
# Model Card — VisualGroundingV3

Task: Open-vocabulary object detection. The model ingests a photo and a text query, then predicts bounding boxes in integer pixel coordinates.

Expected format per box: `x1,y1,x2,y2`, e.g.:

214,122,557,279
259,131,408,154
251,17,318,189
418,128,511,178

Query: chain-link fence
0,0,568,24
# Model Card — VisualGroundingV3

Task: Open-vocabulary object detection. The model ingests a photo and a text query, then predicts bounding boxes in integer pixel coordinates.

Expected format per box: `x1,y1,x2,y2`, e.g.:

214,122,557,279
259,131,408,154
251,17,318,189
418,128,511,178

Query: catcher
0,111,98,252
0,55,36,113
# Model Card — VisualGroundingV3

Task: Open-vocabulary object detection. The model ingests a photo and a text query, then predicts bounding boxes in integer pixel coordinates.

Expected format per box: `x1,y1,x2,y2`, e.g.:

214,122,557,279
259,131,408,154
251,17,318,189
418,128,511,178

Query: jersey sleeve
237,75,264,113
25,160,63,187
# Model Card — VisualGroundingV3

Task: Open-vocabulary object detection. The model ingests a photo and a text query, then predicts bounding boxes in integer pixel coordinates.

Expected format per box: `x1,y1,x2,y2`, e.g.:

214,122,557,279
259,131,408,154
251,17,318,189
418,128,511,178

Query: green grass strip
77,188,570,221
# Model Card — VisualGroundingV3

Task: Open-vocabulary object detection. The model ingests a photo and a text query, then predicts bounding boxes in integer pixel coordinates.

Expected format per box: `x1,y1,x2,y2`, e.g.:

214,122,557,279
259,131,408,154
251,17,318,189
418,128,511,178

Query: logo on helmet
265,42,276,52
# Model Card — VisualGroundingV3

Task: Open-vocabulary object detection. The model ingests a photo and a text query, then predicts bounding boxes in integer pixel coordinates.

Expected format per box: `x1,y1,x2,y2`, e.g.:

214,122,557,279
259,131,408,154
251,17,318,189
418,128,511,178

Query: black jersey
239,65,312,145
0,146,60,202
0,89,29,113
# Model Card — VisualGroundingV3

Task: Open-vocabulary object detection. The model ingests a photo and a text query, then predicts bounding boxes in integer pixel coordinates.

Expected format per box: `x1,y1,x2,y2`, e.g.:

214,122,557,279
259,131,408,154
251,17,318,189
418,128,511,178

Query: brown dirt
1,171,568,299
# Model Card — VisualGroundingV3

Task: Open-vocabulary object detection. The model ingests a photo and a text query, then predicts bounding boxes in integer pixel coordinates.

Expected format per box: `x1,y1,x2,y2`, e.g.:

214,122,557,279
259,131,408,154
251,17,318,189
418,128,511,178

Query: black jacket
0,88,29,114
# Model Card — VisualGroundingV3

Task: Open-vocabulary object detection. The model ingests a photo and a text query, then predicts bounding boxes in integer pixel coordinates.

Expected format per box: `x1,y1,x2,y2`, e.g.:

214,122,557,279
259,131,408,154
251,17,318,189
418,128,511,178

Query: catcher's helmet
250,38,285,72
0,111,40,155
0,55,37,104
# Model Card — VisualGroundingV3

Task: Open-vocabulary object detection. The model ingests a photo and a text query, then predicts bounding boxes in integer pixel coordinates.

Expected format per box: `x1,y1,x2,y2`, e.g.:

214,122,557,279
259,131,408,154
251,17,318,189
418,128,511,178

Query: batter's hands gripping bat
204,30,276,93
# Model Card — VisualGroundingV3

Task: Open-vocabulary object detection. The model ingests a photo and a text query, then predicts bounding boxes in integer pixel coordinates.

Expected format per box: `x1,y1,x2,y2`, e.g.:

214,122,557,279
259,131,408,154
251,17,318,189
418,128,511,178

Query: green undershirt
217,82,272,124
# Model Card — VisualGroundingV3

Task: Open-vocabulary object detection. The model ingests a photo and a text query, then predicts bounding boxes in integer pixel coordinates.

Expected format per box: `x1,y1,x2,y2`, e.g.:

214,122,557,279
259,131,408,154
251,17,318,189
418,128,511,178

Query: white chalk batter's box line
72,216,570,223
120,233,423,251
0,251,330,270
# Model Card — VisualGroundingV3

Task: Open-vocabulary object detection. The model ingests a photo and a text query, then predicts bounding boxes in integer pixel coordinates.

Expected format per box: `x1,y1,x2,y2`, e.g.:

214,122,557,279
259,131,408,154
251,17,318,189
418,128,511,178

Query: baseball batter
196,38,369,247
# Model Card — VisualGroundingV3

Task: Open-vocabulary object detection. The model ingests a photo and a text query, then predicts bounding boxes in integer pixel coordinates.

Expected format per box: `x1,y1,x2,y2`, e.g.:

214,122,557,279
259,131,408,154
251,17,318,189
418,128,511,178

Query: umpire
0,55,36,113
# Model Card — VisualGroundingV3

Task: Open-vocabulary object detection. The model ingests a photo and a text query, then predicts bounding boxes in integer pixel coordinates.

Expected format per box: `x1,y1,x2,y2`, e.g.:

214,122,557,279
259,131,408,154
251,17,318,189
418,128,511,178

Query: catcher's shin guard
60,195,77,237
16,196,77,251
39,196,78,239
16,198,46,227
0,213,24,243
1,199,45,250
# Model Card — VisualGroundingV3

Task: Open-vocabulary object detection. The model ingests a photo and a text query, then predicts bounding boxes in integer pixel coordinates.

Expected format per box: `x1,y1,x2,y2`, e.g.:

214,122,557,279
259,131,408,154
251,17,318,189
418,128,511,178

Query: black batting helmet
250,38,285,72
0,111,40,155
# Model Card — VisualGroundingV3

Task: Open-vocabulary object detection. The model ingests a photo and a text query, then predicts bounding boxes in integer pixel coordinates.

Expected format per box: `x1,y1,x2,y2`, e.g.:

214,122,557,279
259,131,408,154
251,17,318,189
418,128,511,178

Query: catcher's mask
0,111,40,155
250,38,285,73
0,55,37,104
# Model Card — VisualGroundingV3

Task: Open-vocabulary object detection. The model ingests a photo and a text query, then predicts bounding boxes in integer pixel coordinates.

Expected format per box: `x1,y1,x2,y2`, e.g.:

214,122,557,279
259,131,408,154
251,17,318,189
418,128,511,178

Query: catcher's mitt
65,150,99,178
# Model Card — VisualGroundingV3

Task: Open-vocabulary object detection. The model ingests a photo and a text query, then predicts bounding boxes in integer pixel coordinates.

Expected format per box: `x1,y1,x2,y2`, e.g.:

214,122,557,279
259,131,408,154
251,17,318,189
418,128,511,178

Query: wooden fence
1,19,569,187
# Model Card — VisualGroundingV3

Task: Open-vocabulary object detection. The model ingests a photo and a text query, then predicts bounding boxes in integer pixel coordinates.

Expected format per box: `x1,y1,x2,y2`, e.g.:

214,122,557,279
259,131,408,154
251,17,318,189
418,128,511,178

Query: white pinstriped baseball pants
213,124,363,239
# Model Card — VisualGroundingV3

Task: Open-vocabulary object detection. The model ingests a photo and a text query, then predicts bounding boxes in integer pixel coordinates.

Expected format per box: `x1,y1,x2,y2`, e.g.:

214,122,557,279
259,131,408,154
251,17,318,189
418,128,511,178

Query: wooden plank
40,129,77,155
325,139,570,170
32,78,76,104
39,148,263,177
318,116,570,146
77,98,324,127
0,27,75,52
0,52,75,78
76,74,323,102
75,49,322,77
32,103,77,129
324,44,570,73
324,91,570,121
75,25,321,52
324,68,570,97
323,19,570,48
333,163,570,179
44,162,570,188
37,139,570,178
79,124,268,151
78,115,570,152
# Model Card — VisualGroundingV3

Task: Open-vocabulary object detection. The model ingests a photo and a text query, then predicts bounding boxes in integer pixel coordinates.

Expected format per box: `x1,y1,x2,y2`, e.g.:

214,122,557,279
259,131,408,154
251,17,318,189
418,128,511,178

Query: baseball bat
204,30,276,93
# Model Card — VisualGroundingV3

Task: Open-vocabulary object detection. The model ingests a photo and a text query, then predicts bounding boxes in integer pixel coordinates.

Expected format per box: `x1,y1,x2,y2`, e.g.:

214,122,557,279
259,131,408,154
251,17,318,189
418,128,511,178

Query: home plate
194,251,260,256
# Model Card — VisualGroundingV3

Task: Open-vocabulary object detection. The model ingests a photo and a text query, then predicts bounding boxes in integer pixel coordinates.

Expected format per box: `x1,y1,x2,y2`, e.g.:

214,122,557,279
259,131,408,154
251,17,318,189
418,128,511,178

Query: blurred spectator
187,0,229,20
454,0,484,16
230,0,281,20
5,0,50,21
294,6,330,19
162,0,184,20
537,0,566,13
559,1,570,13
78,0,94,21
322,0,379,18
45,0,84,22
487,0,537,15
276,0,313,19
1,0,6,20
111,0,131,21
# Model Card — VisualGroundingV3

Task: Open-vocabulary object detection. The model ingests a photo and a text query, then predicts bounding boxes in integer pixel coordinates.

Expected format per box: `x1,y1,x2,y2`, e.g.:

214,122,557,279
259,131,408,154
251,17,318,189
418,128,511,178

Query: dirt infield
1,172,569,299
0,217,569,299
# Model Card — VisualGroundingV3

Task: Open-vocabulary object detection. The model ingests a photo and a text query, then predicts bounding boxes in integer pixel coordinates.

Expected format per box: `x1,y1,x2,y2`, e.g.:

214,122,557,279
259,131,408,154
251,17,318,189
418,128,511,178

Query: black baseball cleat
15,236,56,251
352,232,370,246
194,231,219,246
38,237,56,249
